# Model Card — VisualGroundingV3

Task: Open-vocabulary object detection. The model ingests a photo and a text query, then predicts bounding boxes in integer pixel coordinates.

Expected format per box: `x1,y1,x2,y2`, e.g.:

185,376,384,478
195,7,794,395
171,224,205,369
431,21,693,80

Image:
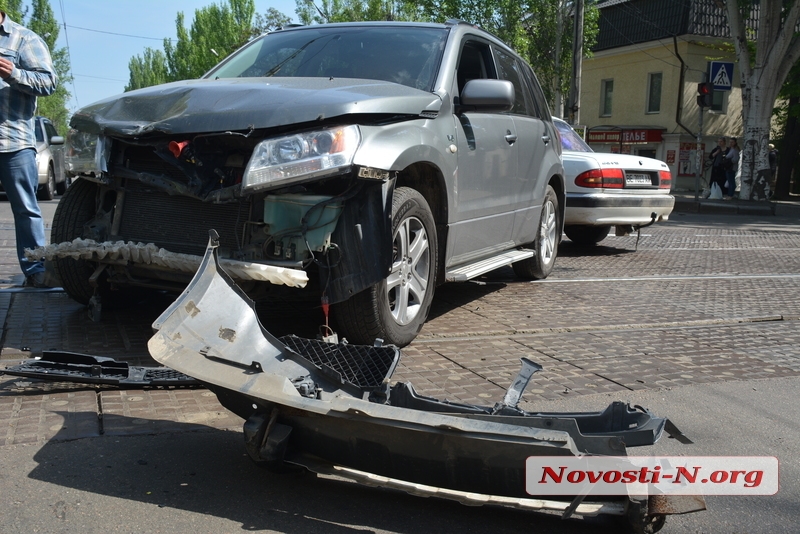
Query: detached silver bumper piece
26,238,308,287
147,231,705,532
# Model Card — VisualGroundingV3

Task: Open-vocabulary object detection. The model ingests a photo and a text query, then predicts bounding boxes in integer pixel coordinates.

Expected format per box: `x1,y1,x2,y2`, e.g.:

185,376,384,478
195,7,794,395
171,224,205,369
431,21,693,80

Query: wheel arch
395,162,449,287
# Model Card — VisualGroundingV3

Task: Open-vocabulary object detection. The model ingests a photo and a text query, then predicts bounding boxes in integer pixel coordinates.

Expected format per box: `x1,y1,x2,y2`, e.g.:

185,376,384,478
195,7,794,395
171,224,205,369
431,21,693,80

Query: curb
673,194,800,217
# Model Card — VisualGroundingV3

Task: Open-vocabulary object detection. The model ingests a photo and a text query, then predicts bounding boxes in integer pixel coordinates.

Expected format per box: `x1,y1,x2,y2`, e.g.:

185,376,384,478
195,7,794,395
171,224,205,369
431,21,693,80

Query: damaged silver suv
45,20,564,346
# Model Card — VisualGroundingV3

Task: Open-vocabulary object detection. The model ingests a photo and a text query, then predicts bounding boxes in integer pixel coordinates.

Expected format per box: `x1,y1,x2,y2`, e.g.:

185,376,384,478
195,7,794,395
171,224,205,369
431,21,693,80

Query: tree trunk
738,82,775,201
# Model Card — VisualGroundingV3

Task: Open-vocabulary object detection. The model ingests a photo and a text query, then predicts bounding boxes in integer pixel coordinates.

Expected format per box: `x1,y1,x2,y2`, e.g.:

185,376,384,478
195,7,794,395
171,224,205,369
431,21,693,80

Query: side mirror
50,136,65,145
459,79,514,113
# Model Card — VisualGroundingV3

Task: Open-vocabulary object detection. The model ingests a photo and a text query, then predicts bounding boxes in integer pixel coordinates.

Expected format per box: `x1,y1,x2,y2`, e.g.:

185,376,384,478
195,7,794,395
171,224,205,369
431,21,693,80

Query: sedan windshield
554,119,593,153
206,25,448,92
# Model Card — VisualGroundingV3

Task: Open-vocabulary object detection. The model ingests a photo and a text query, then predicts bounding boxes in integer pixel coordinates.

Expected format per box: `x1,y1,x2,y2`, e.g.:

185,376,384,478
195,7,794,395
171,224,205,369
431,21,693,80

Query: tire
333,187,438,347
564,224,611,246
37,165,56,201
513,184,559,280
56,173,69,196
51,178,99,305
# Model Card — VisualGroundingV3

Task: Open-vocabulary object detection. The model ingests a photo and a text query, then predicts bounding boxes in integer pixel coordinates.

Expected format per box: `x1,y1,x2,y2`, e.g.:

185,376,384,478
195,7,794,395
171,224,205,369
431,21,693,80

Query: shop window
646,72,662,113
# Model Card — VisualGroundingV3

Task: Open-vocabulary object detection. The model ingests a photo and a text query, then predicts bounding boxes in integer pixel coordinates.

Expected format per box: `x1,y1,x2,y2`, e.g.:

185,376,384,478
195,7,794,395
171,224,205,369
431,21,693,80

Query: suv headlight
243,125,360,191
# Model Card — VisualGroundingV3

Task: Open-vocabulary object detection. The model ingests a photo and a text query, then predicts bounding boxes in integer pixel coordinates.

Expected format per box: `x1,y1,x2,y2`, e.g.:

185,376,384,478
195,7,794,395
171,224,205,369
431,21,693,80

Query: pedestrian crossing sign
709,61,734,91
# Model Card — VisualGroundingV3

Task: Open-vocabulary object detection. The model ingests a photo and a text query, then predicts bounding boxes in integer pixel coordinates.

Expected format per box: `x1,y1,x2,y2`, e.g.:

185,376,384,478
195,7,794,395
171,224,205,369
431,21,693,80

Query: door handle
505,133,517,145
542,135,551,145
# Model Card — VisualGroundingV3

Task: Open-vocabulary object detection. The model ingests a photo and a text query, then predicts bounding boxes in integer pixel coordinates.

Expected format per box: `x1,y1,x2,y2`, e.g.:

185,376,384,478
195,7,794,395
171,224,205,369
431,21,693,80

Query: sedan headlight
243,125,360,191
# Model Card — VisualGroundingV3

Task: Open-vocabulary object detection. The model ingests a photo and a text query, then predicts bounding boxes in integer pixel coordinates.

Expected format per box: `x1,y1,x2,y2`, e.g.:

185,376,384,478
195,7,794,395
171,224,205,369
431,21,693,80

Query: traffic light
697,82,713,108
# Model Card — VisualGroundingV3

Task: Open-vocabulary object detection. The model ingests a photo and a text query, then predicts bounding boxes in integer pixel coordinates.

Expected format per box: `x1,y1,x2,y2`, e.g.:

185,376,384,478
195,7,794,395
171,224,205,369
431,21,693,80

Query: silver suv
50,21,564,346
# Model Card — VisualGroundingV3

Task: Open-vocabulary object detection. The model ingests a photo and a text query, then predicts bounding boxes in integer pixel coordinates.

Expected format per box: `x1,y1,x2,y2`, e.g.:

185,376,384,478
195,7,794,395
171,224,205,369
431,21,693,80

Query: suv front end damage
147,233,705,532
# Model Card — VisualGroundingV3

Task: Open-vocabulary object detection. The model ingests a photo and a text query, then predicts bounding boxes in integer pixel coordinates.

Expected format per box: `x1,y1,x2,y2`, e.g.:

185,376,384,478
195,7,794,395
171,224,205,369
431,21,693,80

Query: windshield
554,120,593,153
35,121,44,143
206,26,448,92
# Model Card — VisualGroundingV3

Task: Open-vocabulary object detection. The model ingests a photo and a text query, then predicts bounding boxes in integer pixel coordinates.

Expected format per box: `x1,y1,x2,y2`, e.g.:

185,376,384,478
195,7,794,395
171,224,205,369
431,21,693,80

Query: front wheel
333,187,438,347
513,184,559,280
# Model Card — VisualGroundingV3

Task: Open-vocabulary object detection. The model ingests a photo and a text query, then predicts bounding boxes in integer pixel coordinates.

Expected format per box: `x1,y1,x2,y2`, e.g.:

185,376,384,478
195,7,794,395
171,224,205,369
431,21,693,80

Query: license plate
625,173,651,185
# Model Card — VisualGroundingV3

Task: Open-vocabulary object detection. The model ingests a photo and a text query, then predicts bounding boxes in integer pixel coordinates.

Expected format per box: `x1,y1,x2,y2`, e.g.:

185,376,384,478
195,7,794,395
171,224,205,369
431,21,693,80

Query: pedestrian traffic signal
697,82,713,108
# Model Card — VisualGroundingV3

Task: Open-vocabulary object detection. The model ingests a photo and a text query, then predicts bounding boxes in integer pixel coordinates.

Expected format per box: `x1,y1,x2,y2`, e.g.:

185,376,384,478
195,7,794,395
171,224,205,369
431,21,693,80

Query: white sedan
555,118,674,246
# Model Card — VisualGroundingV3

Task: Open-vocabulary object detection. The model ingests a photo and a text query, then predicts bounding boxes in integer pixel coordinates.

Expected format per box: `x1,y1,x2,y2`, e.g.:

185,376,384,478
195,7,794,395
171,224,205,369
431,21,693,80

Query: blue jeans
725,170,736,197
0,148,46,276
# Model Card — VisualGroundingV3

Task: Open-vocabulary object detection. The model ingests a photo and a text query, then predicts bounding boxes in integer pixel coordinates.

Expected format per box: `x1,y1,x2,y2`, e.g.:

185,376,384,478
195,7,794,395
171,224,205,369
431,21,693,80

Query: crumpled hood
70,77,443,137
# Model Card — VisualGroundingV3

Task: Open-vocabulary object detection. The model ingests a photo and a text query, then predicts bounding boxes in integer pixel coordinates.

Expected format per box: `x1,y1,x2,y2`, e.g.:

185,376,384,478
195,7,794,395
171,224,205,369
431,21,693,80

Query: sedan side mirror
458,79,514,113
49,136,65,145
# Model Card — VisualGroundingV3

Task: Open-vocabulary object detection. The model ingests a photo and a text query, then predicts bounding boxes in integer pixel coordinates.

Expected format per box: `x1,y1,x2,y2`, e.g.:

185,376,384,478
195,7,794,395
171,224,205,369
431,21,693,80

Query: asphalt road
1,195,800,533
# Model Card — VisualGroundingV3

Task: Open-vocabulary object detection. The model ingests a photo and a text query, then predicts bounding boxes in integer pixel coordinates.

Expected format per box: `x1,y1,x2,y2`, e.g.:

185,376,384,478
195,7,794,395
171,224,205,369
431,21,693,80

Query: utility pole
567,0,584,126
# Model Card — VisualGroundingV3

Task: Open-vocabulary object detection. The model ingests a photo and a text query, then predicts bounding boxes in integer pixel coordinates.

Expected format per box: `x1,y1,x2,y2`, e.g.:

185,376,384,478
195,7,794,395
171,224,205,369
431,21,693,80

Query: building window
647,72,662,113
601,79,613,116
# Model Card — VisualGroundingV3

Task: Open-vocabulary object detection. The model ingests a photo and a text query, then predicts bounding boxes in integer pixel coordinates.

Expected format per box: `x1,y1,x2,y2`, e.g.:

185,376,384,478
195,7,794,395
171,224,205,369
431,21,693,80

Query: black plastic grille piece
279,335,399,391
2,351,201,387
117,180,250,256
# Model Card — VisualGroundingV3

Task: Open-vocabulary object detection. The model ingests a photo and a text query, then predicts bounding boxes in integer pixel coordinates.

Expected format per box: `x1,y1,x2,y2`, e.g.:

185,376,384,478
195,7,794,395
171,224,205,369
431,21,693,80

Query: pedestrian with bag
708,137,727,198
0,11,57,287
723,137,739,199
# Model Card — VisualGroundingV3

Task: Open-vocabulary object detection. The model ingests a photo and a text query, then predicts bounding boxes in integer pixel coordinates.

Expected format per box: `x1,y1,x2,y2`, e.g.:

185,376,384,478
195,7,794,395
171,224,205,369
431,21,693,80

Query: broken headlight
65,130,110,174
242,125,360,191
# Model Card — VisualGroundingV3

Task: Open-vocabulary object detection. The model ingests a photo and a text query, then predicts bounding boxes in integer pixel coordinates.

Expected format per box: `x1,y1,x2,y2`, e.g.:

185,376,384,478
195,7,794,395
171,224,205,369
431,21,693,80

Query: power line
65,24,171,42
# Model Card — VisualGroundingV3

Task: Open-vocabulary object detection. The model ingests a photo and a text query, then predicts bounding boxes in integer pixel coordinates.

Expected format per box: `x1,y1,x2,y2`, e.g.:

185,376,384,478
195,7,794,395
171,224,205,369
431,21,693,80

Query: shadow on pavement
26,413,624,534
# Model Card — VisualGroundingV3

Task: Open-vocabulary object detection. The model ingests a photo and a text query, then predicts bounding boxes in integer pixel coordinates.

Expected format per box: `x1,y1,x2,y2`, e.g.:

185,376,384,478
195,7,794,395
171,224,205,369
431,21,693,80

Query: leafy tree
0,0,71,134
126,48,169,91
295,0,412,24
165,0,256,80
0,0,25,22
252,7,293,38
27,0,71,134
127,0,258,90
727,0,800,200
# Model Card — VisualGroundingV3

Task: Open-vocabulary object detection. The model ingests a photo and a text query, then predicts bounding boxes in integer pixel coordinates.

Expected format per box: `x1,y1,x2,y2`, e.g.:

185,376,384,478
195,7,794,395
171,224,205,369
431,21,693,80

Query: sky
45,0,299,116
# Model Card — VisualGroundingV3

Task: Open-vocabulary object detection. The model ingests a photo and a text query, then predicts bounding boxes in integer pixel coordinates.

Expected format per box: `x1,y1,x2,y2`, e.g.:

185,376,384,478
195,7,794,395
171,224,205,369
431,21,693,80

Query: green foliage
27,0,71,134
252,7,293,38
1,0,71,134
295,0,413,24
126,48,169,91
0,0,25,21
127,0,257,90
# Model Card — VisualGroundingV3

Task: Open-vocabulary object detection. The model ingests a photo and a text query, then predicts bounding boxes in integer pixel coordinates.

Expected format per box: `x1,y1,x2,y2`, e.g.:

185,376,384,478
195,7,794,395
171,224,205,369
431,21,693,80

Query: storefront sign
587,129,663,144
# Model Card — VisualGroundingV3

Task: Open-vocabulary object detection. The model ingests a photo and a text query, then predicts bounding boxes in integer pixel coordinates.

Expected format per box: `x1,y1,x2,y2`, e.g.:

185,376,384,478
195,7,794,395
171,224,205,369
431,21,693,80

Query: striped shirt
0,14,57,153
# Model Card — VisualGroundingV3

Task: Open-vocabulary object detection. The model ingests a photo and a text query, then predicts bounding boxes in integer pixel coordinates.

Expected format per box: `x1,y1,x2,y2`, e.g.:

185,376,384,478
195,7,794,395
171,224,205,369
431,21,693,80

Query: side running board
445,250,534,282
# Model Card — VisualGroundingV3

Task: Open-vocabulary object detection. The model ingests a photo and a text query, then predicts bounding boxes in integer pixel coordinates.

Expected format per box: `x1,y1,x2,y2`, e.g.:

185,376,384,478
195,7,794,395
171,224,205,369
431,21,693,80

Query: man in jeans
0,11,57,287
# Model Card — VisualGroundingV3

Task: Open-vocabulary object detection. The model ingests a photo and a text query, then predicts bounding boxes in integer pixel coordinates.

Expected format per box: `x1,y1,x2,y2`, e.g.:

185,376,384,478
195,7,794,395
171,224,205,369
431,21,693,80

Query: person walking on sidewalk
0,11,57,287
708,137,727,196
723,137,740,199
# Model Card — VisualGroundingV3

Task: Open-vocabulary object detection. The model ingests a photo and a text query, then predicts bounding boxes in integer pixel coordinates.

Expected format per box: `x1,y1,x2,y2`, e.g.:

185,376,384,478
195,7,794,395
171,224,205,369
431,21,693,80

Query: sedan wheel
334,187,438,347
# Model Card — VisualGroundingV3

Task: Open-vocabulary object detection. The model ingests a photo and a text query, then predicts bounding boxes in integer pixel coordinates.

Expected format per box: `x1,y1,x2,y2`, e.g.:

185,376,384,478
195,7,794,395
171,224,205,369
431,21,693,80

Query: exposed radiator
117,180,251,255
